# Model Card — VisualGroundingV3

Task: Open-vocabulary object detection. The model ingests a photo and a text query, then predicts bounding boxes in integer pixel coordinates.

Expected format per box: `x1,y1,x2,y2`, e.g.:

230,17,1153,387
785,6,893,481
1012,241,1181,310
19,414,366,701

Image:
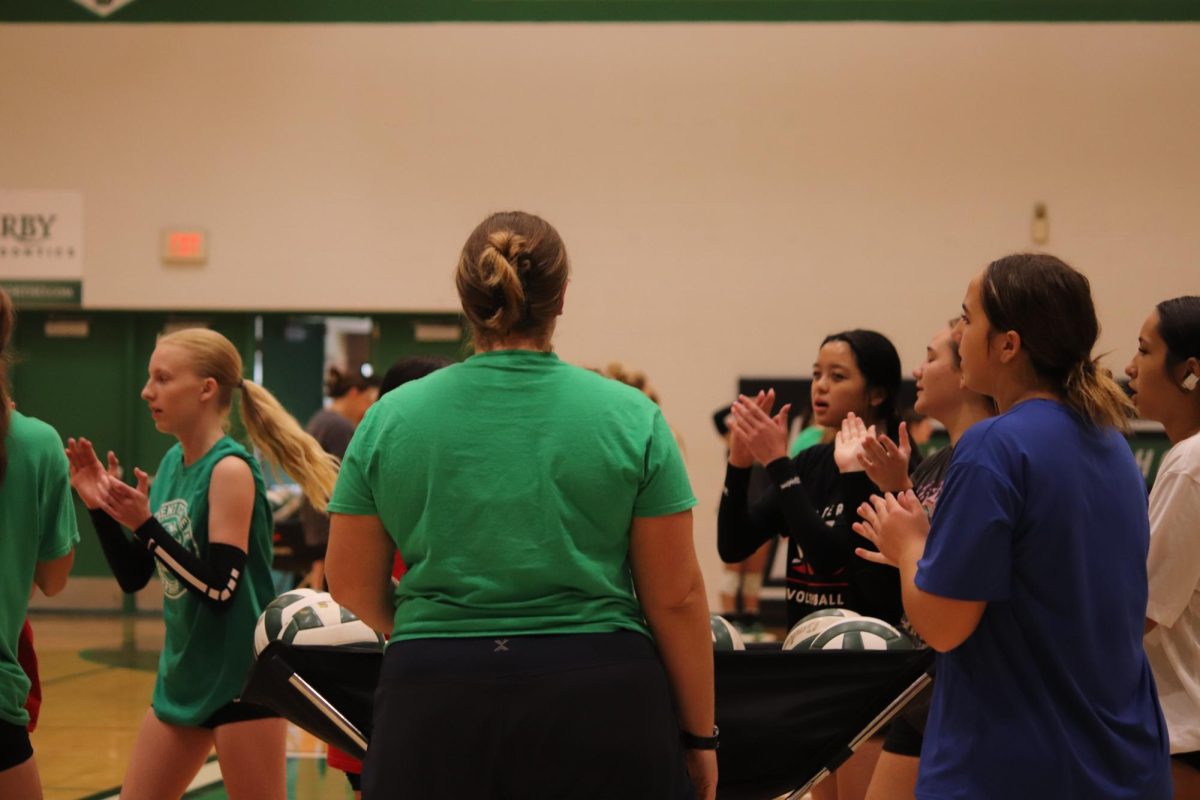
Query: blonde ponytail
601,361,661,406
158,328,339,510
1064,359,1134,433
238,380,340,511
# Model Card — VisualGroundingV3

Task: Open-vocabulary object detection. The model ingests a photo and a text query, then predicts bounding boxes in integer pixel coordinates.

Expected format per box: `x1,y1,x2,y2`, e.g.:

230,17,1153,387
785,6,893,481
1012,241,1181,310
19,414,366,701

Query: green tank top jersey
329,350,698,643
149,436,275,726
0,412,79,727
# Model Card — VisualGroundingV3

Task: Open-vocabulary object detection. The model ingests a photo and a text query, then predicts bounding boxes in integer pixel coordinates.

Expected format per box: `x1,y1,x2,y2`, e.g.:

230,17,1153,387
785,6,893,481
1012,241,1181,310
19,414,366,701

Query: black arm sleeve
88,508,156,594
764,457,878,574
131,517,247,612
716,463,786,563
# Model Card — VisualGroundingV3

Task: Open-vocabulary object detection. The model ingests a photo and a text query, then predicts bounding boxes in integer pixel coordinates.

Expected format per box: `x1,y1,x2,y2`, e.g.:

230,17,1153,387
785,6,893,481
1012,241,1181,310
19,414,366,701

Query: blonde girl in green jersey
0,288,78,800
66,328,337,800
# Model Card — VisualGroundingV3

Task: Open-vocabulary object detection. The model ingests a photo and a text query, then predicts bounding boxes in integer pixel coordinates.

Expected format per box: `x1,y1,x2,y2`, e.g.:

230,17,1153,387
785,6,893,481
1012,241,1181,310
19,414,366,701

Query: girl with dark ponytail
0,287,78,798
718,328,915,629
718,327,917,800
856,254,1171,800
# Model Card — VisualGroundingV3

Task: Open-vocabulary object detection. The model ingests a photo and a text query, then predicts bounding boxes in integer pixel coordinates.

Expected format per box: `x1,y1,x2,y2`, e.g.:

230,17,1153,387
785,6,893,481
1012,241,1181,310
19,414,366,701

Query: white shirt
1145,430,1200,754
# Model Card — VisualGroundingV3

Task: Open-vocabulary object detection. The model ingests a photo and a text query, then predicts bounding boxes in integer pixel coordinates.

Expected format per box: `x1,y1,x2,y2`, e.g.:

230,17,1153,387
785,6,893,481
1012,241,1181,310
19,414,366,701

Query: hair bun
455,211,569,349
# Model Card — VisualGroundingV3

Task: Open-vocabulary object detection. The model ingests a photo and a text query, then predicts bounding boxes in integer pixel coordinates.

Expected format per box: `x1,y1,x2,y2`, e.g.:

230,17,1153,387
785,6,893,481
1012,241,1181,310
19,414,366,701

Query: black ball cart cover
243,641,934,800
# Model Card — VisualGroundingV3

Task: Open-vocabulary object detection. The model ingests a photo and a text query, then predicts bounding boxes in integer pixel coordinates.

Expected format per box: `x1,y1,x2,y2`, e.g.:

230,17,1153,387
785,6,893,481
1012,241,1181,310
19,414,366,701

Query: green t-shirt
329,349,697,642
0,412,78,726
790,425,825,457
149,437,275,726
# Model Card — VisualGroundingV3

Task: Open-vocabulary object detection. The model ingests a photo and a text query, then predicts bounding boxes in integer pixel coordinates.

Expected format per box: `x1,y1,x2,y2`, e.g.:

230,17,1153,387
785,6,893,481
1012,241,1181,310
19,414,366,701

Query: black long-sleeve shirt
717,443,903,628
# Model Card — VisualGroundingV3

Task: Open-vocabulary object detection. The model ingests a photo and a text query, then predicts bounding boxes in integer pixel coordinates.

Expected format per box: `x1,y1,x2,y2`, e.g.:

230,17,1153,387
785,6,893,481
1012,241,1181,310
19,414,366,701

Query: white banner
0,191,83,280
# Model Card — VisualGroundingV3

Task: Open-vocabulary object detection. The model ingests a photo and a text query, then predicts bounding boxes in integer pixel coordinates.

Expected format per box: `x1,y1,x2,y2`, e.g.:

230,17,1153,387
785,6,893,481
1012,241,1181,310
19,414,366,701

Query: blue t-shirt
915,400,1170,800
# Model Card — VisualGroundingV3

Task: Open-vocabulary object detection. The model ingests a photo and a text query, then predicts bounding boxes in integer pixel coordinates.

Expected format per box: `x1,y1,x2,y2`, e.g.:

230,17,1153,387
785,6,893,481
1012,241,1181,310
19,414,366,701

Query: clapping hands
852,490,929,569
65,438,119,510
65,437,152,529
856,421,914,493
833,412,874,473
727,389,791,468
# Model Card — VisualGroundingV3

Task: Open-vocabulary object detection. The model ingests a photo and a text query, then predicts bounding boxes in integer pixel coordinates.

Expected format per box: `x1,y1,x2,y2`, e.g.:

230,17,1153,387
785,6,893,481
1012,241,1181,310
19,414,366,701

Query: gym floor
30,613,809,800
28,613,352,800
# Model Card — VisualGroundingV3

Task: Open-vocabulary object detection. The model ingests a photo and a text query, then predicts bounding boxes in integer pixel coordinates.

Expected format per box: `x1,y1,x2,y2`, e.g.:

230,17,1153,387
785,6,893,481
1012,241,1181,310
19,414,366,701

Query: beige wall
5,22,1199,604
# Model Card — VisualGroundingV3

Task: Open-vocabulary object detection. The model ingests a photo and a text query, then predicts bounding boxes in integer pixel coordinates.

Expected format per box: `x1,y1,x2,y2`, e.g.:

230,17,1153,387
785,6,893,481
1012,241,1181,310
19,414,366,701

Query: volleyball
710,614,747,651
254,589,319,655
782,609,861,650
803,617,913,651
280,594,384,651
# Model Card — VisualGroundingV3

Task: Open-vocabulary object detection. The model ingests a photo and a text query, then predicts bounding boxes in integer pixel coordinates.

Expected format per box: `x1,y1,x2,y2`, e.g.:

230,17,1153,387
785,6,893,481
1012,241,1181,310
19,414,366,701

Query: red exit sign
161,229,208,264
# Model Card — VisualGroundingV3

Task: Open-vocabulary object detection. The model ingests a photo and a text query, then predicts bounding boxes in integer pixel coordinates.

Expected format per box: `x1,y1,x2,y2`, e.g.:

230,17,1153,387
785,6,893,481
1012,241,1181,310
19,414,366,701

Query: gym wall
3,19,1197,608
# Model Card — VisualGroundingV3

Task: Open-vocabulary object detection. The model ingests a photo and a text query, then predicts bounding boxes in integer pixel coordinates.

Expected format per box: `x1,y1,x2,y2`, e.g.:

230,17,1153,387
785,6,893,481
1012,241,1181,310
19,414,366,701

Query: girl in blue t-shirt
855,253,1171,800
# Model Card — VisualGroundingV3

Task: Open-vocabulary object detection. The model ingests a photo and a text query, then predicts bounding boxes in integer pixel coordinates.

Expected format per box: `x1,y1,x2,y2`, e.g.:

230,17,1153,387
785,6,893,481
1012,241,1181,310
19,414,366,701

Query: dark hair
379,356,453,397
456,211,569,350
1156,296,1200,370
821,329,904,440
981,253,1132,430
325,366,380,399
0,288,12,484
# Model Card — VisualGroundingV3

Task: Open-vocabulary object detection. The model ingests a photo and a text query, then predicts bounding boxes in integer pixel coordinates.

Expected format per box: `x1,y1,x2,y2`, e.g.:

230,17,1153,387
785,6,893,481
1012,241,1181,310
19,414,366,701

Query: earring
1183,373,1199,392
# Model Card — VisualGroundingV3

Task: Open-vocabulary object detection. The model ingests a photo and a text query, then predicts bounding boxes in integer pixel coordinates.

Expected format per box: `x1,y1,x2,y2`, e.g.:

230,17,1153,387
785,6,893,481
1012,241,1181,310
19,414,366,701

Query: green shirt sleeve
38,431,79,562
328,420,379,516
633,408,697,518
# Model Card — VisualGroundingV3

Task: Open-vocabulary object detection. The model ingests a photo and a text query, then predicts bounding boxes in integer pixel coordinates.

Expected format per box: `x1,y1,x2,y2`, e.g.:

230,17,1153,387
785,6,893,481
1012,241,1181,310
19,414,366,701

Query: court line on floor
40,664,116,687
73,757,222,800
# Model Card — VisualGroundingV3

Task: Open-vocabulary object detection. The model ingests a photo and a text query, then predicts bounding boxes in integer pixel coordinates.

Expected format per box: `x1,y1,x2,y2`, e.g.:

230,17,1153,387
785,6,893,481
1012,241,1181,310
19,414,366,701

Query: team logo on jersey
154,499,198,601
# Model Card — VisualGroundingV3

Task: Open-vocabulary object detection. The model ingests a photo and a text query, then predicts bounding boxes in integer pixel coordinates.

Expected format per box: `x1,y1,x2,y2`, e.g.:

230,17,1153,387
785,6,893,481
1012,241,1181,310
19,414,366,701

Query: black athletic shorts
362,631,695,800
0,719,33,772
199,700,279,730
882,682,932,757
345,770,362,792
1174,751,1200,772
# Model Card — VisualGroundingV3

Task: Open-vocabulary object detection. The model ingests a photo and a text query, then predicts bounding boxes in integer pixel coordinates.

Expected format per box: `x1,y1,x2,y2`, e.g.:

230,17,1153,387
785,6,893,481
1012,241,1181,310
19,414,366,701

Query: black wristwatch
681,725,720,750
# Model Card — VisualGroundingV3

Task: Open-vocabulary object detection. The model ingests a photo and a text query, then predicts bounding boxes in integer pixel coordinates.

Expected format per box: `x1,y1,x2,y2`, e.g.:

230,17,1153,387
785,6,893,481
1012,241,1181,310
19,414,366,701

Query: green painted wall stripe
3,0,1200,23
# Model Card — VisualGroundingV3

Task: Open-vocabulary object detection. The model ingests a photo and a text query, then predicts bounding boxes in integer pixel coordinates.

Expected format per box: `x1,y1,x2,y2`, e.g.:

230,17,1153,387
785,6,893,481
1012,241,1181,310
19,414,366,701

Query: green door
10,312,137,578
